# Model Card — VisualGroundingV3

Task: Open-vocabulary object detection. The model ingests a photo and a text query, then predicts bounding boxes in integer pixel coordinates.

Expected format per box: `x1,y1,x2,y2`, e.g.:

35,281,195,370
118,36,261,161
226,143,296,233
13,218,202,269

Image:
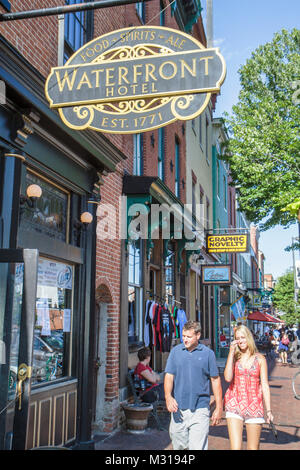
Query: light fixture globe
80,211,93,224
26,184,42,199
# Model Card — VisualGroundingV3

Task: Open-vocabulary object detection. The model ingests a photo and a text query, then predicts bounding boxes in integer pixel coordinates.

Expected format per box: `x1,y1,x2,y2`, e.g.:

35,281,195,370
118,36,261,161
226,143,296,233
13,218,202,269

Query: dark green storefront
0,35,125,449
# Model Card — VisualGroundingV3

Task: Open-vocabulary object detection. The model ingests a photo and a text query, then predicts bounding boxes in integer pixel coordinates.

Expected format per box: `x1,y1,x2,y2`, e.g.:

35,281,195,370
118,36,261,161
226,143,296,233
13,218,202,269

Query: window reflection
165,242,175,303
32,258,73,384
20,171,69,242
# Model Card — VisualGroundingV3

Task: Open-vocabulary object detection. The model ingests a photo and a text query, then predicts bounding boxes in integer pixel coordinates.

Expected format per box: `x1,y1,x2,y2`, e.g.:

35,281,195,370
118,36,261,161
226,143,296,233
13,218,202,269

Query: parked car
32,333,63,383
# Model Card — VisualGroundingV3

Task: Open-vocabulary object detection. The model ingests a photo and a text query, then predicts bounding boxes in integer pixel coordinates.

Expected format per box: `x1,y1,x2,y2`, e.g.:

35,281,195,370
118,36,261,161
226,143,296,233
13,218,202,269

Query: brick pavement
95,357,300,451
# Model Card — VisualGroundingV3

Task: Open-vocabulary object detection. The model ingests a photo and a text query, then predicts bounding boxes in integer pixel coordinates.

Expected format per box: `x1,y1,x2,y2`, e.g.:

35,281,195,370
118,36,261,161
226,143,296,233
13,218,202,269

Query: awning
263,312,285,323
247,311,273,322
122,175,204,268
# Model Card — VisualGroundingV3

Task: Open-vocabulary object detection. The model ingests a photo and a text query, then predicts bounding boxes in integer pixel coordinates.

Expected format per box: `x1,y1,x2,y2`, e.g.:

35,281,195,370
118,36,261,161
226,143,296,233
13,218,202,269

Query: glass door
0,249,38,450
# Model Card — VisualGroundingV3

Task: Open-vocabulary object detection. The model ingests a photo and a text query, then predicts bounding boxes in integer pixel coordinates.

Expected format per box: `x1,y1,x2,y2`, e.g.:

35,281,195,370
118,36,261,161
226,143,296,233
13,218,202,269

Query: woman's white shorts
225,411,265,424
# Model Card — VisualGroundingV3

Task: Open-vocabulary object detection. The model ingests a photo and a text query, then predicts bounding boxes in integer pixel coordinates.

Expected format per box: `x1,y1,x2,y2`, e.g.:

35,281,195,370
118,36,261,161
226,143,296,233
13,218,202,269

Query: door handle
17,363,32,410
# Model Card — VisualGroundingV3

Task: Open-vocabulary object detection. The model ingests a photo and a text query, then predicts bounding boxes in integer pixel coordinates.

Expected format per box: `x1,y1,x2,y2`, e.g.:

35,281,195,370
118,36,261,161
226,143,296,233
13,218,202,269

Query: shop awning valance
122,175,203,267
263,312,285,323
247,311,273,322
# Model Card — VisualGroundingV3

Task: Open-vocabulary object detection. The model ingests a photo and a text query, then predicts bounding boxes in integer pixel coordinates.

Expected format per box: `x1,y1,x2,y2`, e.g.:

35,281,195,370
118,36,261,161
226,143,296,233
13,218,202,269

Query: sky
200,0,300,280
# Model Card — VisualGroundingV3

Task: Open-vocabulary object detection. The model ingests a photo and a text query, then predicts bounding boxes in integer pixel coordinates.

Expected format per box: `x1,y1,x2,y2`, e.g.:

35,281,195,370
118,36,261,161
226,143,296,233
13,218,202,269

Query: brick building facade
0,0,214,447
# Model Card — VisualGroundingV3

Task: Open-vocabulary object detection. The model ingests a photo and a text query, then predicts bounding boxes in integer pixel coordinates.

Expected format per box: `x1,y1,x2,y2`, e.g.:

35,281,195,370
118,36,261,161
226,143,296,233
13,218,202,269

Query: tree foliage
272,270,300,325
221,28,300,231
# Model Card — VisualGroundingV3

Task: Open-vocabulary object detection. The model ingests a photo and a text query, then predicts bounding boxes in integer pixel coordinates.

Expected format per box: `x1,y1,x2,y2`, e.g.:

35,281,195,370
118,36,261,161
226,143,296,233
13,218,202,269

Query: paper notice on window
63,309,71,332
36,299,51,336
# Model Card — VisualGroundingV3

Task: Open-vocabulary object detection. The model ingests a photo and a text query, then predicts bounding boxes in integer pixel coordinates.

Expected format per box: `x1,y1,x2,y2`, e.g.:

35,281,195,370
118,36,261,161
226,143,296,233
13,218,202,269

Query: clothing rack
146,290,165,304
145,292,172,371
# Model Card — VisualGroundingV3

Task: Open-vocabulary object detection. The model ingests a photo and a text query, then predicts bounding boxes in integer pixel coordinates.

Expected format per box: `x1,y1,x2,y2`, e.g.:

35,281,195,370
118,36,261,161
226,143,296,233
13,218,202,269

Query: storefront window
128,240,143,343
218,287,231,357
165,242,175,303
32,258,73,384
20,171,69,242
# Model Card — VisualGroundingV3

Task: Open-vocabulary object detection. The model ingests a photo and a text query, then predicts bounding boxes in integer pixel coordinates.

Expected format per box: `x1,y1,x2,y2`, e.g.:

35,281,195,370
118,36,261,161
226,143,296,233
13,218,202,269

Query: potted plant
122,402,153,433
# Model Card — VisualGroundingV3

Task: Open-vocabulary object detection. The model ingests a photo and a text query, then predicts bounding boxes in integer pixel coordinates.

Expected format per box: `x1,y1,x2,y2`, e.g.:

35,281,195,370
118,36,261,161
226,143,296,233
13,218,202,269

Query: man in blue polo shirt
164,320,222,450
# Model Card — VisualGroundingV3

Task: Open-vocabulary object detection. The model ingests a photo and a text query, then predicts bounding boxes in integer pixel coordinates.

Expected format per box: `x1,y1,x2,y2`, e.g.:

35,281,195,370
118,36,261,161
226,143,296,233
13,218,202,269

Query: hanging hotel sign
45,26,226,134
206,233,249,254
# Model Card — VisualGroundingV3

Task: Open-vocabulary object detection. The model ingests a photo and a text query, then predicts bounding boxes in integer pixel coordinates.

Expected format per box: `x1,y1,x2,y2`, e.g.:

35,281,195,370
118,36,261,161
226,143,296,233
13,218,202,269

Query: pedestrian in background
278,331,290,365
296,324,300,341
164,321,222,450
134,347,165,402
223,325,274,450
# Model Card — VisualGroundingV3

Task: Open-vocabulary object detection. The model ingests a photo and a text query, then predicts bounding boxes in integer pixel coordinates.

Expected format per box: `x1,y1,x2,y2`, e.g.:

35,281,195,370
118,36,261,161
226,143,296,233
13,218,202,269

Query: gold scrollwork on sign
96,97,172,115
73,106,95,127
92,44,173,63
171,95,195,119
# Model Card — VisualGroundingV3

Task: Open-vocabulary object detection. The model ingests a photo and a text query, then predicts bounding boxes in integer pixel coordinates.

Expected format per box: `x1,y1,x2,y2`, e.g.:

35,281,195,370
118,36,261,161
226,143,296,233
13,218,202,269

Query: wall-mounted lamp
73,211,93,231
20,184,42,208
80,211,93,224
170,160,174,172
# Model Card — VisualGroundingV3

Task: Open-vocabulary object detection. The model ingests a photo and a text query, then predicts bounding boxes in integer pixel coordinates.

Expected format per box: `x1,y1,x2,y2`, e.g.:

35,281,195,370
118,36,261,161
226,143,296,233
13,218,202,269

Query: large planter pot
122,403,153,433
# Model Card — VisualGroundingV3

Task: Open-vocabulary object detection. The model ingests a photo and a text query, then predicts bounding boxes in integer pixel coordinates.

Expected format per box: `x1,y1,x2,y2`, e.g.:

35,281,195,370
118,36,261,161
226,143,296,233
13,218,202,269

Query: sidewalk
95,357,300,451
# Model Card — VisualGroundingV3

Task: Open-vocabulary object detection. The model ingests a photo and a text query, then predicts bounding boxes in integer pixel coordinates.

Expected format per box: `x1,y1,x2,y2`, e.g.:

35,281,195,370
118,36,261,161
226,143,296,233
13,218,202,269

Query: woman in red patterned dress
224,325,274,450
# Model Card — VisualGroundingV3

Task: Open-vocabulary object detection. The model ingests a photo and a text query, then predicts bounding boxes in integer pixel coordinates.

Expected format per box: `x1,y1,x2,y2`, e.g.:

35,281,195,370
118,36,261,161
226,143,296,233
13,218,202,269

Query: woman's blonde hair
234,325,258,361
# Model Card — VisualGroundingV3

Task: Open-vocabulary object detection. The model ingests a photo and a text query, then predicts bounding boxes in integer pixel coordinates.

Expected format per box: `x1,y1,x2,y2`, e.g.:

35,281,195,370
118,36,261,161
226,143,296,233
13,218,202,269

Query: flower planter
122,403,153,433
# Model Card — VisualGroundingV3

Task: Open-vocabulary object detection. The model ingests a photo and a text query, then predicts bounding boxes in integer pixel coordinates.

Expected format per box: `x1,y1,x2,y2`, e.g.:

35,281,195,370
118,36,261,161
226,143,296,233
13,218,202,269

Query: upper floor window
192,181,196,230
133,134,143,176
217,160,220,198
64,0,93,61
206,197,210,230
136,2,146,23
160,0,165,25
199,187,204,229
175,137,180,198
223,175,227,209
199,114,202,147
191,118,196,134
158,128,165,181
0,0,10,12
205,116,210,163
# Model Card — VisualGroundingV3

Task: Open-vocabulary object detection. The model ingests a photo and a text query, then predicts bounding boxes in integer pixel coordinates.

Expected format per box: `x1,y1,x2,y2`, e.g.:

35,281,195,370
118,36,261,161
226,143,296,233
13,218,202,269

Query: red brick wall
0,1,60,76
1,0,203,432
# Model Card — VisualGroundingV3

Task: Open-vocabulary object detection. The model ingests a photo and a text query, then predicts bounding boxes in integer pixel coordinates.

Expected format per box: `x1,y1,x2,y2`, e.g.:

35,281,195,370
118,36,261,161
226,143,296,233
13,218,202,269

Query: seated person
134,347,165,403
